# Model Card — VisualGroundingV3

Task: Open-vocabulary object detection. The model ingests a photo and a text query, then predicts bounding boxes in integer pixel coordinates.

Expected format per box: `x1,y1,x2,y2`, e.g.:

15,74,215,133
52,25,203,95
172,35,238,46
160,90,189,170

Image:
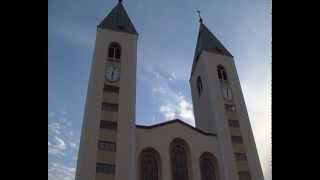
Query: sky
48,0,271,180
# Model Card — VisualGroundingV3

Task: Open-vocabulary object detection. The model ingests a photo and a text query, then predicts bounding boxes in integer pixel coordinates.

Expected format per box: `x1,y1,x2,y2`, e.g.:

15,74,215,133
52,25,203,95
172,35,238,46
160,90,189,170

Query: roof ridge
136,119,217,137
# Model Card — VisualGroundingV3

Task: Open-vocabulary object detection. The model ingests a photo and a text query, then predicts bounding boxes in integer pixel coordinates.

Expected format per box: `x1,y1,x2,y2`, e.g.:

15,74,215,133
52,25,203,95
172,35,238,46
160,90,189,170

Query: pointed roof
190,22,233,77
98,1,138,35
194,23,233,58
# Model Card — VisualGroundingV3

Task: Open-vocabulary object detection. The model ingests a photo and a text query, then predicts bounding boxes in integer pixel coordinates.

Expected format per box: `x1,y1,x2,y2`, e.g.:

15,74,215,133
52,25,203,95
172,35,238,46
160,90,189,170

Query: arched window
108,42,121,60
217,65,228,81
200,152,219,180
197,76,203,97
170,138,191,180
139,148,161,180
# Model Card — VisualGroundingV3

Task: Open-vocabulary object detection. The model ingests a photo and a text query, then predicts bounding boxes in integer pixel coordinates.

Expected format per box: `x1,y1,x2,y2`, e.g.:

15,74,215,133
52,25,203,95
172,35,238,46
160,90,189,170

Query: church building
75,1,264,180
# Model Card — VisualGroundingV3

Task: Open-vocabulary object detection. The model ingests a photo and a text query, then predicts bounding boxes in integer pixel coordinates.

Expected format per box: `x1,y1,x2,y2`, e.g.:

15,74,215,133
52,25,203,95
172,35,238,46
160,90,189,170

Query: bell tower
189,19,264,180
75,1,138,180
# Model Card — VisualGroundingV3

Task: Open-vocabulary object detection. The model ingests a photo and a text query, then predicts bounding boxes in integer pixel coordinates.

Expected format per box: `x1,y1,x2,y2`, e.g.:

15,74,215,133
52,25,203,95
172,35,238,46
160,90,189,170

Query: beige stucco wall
135,121,225,180
75,27,138,180
99,129,117,142
190,52,239,180
97,151,116,164
75,28,111,180
97,28,138,180
100,111,118,122
190,55,216,134
95,174,115,180
204,51,264,180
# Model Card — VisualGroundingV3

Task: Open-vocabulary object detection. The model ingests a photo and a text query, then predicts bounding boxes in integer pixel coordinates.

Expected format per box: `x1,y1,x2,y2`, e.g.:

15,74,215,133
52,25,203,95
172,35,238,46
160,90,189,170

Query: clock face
222,86,233,101
105,65,120,82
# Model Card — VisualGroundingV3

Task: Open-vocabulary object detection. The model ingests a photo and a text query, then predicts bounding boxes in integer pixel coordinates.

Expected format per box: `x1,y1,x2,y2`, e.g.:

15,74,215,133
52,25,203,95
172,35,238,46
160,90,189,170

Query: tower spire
196,10,203,24
98,0,138,35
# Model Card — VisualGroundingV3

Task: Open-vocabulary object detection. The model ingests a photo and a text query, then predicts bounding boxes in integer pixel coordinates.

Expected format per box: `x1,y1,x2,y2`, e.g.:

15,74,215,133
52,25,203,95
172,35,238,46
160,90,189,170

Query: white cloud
48,163,76,180
160,104,176,120
69,142,77,148
171,73,177,80
158,94,194,125
48,148,66,156
158,93,195,126
143,65,195,126
48,112,78,158
168,73,176,81
178,98,194,125
152,86,166,94
48,136,67,156
54,136,67,150
48,110,80,180
48,122,61,135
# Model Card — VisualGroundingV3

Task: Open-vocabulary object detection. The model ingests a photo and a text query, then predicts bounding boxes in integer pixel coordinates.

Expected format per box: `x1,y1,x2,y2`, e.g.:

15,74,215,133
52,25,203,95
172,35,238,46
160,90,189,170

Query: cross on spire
196,10,203,24
119,0,122,3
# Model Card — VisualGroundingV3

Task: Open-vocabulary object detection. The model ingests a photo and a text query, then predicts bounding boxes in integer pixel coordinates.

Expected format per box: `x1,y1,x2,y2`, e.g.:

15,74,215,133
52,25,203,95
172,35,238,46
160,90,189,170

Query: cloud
152,86,166,94
48,147,66,156
159,95,194,125
48,136,67,156
48,110,79,166
54,136,67,150
168,72,177,81
49,122,61,135
69,142,77,148
145,66,195,126
48,163,76,180
160,105,176,119
178,98,194,123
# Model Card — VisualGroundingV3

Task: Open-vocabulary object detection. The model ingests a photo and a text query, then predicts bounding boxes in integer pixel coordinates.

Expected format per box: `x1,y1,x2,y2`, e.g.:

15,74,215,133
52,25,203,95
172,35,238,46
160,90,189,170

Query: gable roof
98,1,138,35
136,119,217,137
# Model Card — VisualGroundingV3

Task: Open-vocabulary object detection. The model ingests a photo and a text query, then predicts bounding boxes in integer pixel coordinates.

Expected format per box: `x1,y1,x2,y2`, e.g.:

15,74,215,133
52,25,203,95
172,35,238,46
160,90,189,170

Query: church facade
75,1,264,180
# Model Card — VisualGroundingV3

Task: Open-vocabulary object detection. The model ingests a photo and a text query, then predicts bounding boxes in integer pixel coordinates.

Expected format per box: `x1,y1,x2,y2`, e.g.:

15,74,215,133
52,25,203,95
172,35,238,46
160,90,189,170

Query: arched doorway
139,148,161,180
170,138,192,180
200,152,219,180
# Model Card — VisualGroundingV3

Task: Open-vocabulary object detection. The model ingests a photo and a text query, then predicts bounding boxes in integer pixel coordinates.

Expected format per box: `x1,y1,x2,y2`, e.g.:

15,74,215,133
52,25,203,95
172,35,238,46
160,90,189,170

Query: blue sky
48,0,271,179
